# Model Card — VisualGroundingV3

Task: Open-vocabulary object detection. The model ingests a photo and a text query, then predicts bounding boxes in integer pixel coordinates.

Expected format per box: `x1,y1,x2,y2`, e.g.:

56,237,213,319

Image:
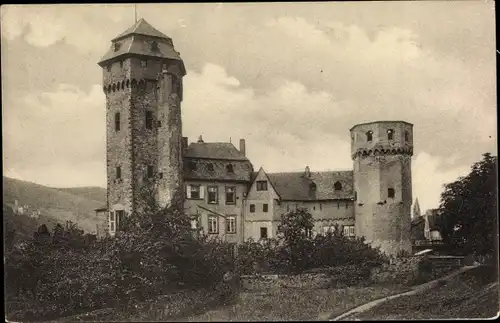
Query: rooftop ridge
112,18,171,42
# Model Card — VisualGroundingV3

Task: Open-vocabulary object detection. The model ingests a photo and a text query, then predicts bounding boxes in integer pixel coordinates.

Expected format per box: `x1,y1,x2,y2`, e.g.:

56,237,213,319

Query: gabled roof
184,142,249,161
266,170,354,201
112,18,171,41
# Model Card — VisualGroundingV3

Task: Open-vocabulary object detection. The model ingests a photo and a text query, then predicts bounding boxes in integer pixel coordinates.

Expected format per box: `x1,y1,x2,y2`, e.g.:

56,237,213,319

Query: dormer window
334,181,342,191
310,183,317,191
387,129,394,140
226,164,234,174
366,131,373,142
151,41,159,51
114,42,121,52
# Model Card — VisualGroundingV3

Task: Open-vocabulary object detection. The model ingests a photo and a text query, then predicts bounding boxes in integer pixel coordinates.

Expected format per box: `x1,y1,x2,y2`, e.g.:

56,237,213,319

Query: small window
158,172,163,179
115,210,125,232
320,203,322,210
256,181,268,191
188,185,200,199
286,205,290,212
207,163,214,172
140,60,148,68
151,41,159,51
225,186,236,205
119,61,124,68
147,165,154,179
313,206,316,211
226,164,234,174
388,188,395,198
208,186,218,204
109,212,116,232
145,111,153,130
263,204,268,212
107,64,111,72
250,204,256,213
345,203,349,209
310,183,317,191
343,225,355,237
387,129,394,140
115,112,120,131
162,63,168,71
260,227,268,239
116,166,121,180
172,75,180,94
113,42,120,52
337,202,340,209
366,131,373,142
157,120,161,128
334,181,342,191
404,131,409,142
226,216,236,234
208,216,218,234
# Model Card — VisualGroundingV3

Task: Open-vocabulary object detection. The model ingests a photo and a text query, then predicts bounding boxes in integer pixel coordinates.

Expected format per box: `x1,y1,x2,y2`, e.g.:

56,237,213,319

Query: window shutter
186,185,192,198
200,186,205,199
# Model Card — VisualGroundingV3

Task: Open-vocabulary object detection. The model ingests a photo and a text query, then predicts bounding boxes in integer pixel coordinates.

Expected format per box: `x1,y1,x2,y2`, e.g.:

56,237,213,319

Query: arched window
388,188,395,198
151,41,159,51
207,163,214,172
334,181,342,191
226,164,234,174
404,131,409,142
387,129,394,140
366,131,373,142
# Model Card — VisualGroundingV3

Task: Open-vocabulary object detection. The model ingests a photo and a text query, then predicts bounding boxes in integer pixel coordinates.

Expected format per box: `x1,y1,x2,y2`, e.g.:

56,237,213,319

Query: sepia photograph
2,2,498,321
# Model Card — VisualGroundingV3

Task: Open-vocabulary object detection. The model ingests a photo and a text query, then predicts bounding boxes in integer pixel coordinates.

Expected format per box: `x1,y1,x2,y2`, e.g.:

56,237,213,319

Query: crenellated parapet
351,146,413,159
103,78,154,94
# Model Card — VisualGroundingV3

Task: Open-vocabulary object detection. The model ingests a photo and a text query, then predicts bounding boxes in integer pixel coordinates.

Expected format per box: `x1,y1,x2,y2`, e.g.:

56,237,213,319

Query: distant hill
3,177,107,234
3,203,59,243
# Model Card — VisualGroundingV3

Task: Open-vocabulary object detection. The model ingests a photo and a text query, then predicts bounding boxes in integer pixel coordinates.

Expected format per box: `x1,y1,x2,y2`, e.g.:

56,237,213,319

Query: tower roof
112,18,171,42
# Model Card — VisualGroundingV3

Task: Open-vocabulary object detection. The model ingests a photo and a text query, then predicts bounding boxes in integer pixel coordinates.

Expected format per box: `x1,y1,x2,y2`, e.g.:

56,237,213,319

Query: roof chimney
305,166,311,178
182,137,188,150
197,135,204,143
239,139,246,156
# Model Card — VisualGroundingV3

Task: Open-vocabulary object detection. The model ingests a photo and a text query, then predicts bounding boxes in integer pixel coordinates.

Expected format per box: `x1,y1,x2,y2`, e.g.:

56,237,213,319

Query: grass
175,286,410,321
349,266,499,320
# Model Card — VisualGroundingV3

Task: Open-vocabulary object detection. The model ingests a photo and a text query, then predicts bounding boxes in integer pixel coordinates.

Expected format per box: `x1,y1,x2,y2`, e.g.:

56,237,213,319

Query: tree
436,153,498,258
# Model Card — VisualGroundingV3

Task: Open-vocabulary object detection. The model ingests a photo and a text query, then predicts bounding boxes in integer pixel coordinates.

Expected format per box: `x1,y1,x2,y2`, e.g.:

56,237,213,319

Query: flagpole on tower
135,4,138,23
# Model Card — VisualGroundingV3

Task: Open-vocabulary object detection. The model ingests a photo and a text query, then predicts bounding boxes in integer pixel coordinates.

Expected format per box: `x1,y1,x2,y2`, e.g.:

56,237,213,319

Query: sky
1,2,497,214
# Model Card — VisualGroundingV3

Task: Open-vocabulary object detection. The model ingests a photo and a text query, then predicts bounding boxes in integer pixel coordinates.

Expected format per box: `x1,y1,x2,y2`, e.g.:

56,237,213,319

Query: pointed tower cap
112,18,171,42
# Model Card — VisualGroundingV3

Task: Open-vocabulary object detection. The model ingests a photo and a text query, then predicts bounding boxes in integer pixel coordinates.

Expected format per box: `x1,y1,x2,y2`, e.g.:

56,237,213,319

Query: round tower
350,121,414,256
97,18,185,223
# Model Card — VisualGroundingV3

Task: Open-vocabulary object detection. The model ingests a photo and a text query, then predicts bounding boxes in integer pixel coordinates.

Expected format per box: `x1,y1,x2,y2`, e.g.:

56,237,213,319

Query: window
157,120,161,128
140,60,148,68
345,202,349,209
323,226,336,235
388,188,395,198
119,61,124,68
208,216,218,234
109,212,115,232
226,164,234,174
260,227,268,239
263,204,268,212
226,216,236,234
145,111,153,130
113,42,120,52
310,183,317,191
116,210,125,231
366,131,373,142
158,172,163,179
320,203,322,210
334,181,342,191
116,166,121,179
286,205,290,212
250,204,256,213
172,75,180,94
208,186,218,204
115,112,120,131
147,165,154,179
162,63,168,71
225,186,236,204
343,225,355,237
151,41,159,51
387,129,394,140
187,185,201,199
337,202,340,209
256,181,268,191
207,163,214,172
404,131,409,142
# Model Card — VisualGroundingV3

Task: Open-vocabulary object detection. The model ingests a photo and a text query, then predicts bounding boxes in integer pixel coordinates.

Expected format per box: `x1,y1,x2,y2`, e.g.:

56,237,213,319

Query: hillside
3,177,107,233
3,204,59,243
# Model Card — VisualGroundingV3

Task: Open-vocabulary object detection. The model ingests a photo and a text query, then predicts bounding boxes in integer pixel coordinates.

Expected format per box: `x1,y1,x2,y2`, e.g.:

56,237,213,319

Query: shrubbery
235,208,387,284
5,191,236,322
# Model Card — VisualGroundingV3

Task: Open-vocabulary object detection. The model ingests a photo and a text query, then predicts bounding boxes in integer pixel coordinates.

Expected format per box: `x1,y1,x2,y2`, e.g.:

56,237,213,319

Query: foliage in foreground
235,208,387,280
5,189,235,321
435,153,498,260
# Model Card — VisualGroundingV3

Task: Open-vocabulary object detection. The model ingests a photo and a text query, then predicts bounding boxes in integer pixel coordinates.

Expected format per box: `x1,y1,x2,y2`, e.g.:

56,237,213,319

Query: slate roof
113,18,171,41
184,142,249,161
266,171,354,201
98,19,183,66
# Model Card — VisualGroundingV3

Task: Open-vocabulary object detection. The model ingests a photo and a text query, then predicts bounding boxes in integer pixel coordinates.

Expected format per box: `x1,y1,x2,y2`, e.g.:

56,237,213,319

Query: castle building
97,19,414,256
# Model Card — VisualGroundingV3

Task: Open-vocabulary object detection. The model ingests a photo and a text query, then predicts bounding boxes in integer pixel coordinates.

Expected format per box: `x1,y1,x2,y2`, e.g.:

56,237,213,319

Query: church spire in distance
412,198,421,219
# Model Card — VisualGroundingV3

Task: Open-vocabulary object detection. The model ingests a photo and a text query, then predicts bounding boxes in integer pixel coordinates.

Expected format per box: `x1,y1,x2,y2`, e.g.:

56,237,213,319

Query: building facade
97,19,414,256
